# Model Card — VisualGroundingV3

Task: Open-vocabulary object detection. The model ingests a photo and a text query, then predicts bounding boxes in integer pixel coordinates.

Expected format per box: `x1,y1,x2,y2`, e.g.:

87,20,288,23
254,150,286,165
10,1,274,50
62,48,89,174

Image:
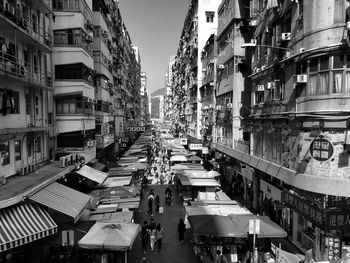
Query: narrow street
128,184,199,263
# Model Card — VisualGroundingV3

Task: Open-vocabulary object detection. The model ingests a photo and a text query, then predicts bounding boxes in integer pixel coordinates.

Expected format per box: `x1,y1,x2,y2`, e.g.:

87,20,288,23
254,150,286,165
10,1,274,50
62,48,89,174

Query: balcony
96,133,115,149
54,30,93,56
0,3,52,51
0,52,52,88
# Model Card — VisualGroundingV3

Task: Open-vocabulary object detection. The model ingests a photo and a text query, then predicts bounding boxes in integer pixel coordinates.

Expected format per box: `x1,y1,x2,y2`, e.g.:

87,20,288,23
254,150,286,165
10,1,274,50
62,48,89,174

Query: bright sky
118,0,189,93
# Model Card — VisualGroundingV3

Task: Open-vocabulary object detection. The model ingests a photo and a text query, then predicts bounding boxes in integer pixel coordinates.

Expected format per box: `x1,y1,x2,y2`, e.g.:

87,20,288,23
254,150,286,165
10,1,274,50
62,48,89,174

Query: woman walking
177,218,186,243
149,227,157,251
155,223,165,252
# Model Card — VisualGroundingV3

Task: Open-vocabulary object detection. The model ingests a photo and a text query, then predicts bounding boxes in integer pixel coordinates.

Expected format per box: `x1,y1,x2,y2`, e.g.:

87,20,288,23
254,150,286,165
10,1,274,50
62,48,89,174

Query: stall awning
29,182,92,222
0,203,57,252
101,176,132,188
75,165,108,184
229,215,287,238
189,178,220,187
170,155,188,162
78,222,141,251
188,214,246,237
88,211,134,222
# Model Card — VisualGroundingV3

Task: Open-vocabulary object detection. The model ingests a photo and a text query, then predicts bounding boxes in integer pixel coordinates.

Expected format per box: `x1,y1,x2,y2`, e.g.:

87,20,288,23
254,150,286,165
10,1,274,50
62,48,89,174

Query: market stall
187,214,287,263
78,222,141,263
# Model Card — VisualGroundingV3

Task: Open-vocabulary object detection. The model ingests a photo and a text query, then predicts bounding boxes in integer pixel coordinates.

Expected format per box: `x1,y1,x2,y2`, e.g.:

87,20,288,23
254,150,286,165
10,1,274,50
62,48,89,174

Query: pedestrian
149,217,156,231
155,195,160,212
147,190,154,216
141,221,149,254
215,250,228,263
156,223,165,252
177,218,186,243
149,227,157,251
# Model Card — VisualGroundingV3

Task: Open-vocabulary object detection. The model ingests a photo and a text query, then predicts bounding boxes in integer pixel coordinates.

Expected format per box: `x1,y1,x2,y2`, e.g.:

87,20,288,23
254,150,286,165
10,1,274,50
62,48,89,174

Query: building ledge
0,125,54,135
213,143,350,197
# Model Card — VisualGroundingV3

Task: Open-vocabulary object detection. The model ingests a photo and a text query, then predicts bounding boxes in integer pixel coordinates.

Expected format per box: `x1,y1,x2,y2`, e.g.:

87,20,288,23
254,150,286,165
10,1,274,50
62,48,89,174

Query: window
35,136,41,153
15,140,21,161
255,84,265,104
332,54,350,94
0,141,10,165
206,12,214,23
55,63,93,84
25,93,30,115
27,141,32,157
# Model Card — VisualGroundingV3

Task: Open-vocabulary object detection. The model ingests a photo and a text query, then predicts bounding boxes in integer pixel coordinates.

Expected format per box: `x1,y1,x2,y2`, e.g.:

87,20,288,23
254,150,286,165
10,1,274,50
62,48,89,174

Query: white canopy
78,222,140,251
170,155,188,162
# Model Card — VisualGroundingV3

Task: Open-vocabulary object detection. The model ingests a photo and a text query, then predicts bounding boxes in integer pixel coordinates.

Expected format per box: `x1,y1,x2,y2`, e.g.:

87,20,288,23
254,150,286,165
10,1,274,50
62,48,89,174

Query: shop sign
241,165,253,181
189,144,202,150
310,138,334,161
326,211,350,232
249,219,260,234
180,138,188,145
282,192,324,228
202,147,209,155
127,126,145,131
327,236,341,261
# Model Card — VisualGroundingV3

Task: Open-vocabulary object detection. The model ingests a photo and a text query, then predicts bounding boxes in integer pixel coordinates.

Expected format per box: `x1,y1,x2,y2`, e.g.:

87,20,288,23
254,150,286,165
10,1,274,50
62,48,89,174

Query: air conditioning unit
87,140,93,147
20,167,28,176
202,68,207,72
294,74,308,83
227,103,233,108
218,64,225,69
281,32,291,41
210,59,215,64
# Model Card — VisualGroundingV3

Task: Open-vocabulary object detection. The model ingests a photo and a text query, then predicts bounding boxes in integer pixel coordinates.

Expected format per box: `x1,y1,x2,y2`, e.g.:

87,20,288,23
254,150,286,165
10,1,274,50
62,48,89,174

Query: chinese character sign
310,138,334,161
327,236,341,261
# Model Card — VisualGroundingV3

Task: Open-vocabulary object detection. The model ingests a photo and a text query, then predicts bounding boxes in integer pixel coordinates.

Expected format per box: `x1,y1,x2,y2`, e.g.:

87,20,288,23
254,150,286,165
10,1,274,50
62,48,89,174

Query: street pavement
128,184,200,263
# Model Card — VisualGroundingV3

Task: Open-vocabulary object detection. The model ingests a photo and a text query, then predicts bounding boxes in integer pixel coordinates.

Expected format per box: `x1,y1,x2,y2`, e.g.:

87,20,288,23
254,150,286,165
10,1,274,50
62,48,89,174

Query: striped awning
29,182,92,222
0,203,57,252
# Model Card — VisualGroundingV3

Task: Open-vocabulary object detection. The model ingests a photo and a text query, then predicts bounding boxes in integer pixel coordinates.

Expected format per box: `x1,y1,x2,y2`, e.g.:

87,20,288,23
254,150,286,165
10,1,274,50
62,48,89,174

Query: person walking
155,195,160,212
149,217,156,231
177,218,186,243
147,190,154,216
149,227,157,251
155,223,165,252
141,221,149,254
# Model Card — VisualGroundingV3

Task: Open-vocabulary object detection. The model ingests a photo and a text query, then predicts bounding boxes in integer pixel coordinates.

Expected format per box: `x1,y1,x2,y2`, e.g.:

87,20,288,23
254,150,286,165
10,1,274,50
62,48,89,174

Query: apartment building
140,71,150,127
0,0,141,258
212,0,350,260
0,0,54,178
53,0,96,163
164,55,175,120
172,0,221,139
